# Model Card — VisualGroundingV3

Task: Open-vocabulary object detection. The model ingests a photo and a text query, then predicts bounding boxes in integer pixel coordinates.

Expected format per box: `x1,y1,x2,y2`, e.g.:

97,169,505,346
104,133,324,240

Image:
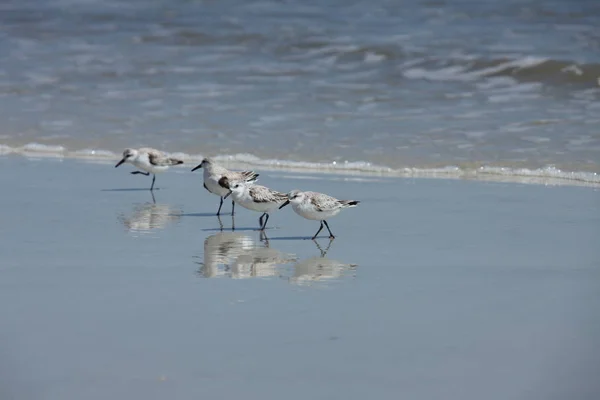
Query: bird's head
115,148,137,168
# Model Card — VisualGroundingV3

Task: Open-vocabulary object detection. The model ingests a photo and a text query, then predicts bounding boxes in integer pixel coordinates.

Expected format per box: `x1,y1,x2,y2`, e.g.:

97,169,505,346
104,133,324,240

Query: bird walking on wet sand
279,190,359,240
227,180,288,231
115,148,183,191
191,158,259,216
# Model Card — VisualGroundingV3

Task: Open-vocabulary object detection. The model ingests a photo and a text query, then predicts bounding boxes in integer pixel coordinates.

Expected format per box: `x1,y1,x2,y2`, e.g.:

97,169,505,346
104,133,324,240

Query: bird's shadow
201,227,273,232
267,236,336,241
101,188,161,192
265,236,315,241
181,213,223,218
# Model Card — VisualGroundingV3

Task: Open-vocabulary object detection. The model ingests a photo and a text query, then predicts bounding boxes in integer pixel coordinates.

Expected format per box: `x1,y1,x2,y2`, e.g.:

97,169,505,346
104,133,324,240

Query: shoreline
1,148,599,189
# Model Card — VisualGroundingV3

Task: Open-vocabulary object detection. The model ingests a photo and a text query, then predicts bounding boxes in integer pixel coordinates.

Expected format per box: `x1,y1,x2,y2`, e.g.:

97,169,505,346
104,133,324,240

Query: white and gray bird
191,158,259,216
227,180,288,231
115,147,183,191
279,190,359,239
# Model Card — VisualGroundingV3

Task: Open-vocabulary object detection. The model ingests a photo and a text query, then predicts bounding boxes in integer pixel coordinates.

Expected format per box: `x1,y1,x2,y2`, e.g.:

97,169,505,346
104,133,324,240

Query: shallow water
1,157,599,399
1,0,600,182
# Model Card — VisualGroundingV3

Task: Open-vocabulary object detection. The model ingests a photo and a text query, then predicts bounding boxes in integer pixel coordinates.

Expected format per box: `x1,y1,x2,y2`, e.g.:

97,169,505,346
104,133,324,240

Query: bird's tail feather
340,200,360,207
243,171,259,183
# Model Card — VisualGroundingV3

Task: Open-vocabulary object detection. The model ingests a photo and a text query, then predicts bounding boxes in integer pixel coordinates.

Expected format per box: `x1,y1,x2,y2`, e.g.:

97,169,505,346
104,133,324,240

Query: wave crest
403,56,600,86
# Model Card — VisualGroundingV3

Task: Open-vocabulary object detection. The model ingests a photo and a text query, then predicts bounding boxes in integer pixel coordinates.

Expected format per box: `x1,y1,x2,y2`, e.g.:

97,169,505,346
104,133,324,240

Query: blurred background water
1,0,599,181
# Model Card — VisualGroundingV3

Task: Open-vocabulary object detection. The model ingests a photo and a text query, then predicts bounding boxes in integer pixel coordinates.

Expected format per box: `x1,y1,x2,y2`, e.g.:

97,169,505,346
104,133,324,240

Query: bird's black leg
259,213,264,228
260,213,270,231
312,221,324,240
131,171,150,176
216,197,224,216
231,200,236,216
258,213,269,231
150,174,156,191
323,220,335,239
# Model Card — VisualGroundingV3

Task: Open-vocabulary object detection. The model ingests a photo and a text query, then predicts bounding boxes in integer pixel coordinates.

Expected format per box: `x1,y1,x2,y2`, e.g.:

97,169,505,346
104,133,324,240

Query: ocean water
1,0,599,183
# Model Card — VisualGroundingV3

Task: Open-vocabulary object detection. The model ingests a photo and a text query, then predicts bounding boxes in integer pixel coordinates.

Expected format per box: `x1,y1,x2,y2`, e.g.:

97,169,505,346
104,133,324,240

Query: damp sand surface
0,156,599,400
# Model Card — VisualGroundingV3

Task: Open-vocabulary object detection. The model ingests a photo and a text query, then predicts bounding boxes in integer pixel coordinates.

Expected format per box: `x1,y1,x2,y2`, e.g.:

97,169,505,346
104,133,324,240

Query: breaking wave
402,56,600,87
1,143,598,187
277,39,600,87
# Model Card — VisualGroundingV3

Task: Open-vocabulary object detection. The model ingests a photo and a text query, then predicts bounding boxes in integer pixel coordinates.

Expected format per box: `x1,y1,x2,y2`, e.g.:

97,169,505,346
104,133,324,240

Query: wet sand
0,156,599,400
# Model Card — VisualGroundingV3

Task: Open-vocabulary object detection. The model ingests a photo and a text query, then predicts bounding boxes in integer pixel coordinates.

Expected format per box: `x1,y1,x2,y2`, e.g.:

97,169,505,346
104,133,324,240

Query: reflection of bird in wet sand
196,232,296,279
119,200,182,232
198,232,256,278
230,245,297,279
289,239,357,286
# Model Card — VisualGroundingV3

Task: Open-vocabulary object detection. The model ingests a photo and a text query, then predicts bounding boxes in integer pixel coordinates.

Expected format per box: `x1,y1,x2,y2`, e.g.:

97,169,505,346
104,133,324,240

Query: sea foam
1,143,598,187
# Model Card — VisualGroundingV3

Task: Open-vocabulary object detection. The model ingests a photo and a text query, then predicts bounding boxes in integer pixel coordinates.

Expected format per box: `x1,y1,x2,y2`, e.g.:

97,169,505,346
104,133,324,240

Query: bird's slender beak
224,191,231,199
115,159,125,168
191,163,202,172
279,200,290,209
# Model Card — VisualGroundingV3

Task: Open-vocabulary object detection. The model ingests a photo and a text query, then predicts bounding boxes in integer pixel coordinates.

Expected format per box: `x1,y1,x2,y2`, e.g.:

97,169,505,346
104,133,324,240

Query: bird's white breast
203,169,229,197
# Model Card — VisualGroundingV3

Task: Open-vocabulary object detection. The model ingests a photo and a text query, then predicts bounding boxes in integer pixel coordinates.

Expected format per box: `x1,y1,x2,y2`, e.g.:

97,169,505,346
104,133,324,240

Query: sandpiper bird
227,180,288,231
191,158,259,216
279,190,359,239
115,148,183,191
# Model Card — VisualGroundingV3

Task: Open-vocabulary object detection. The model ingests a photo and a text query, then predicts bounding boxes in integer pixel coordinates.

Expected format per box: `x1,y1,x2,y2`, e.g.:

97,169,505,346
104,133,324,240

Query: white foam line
1,143,599,188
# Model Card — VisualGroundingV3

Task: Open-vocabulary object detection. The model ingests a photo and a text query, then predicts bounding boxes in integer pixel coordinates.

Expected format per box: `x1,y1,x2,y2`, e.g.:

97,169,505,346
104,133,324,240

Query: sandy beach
1,155,599,400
